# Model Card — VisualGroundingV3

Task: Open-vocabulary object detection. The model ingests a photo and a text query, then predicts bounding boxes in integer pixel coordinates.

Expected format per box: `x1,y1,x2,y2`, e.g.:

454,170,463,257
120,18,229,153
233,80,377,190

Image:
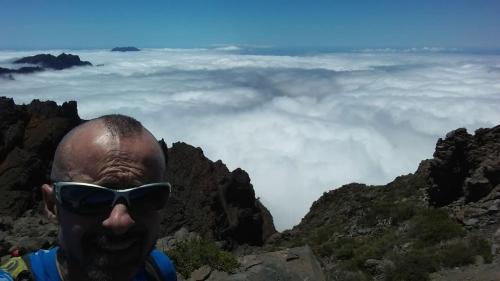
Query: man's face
53,123,166,280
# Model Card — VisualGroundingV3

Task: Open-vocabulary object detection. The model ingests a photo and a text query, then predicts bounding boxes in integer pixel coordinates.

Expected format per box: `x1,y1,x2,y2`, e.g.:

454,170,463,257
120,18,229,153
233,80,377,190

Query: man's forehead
66,121,158,158
55,120,165,182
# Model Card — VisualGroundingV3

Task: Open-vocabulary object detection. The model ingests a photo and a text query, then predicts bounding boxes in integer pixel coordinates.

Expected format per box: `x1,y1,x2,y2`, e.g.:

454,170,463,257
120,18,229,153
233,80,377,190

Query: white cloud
1,48,500,230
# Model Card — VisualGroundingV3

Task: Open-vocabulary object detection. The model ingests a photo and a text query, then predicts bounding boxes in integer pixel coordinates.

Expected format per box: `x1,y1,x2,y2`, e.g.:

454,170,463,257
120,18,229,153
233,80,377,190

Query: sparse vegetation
166,239,240,278
409,208,465,247
277,191,493,281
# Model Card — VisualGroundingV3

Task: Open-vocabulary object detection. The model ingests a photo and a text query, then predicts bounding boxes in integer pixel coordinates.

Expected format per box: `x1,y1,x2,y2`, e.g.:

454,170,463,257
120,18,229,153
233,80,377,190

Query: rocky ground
1,97,499,280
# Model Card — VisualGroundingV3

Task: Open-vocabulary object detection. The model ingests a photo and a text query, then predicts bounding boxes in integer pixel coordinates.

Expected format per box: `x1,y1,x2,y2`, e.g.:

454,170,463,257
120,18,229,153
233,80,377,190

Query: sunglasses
53,182,171,215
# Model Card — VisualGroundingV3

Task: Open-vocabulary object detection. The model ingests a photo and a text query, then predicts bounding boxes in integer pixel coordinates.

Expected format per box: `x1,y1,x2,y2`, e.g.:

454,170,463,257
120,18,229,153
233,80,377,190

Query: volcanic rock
161,141,276,246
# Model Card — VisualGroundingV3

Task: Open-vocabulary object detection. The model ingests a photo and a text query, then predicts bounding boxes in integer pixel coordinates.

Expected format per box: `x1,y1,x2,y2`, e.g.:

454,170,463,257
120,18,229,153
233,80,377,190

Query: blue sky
1,0,500,50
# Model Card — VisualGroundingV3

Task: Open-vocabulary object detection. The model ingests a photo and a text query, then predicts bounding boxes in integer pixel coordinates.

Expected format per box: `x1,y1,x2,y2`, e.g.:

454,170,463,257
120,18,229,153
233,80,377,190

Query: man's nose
102,203,135,235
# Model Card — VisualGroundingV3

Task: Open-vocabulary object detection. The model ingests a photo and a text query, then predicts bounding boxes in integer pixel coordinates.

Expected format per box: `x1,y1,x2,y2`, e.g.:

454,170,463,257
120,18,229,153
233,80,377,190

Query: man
0,115,176,281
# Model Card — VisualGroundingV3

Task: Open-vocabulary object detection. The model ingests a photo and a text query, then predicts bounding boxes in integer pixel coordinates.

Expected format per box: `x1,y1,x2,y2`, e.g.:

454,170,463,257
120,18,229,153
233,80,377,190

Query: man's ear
41,184,58,222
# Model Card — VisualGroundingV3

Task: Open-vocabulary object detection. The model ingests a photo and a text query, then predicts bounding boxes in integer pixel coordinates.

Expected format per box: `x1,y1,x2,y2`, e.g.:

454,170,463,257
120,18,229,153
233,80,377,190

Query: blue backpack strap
149,249,176,281
28,247,61,281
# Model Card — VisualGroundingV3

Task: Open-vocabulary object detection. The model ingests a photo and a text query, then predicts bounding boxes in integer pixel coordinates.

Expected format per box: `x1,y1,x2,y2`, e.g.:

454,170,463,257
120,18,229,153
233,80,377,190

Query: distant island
14,53,92,70
0,53,91,77
111,46,141,52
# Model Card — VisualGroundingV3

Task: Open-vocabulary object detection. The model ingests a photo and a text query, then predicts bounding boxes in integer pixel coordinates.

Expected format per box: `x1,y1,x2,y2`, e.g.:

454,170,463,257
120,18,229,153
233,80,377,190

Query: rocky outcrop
428,126,500,206
14,53,92,70
111,47,141,52
0,97,80,256
0,97,81,218
0,98,275,257
161,142,276,246
425,127,500,240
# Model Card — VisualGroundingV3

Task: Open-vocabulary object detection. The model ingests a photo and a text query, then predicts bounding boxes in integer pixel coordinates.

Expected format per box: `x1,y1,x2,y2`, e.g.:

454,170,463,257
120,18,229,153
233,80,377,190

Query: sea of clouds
1,48,500,230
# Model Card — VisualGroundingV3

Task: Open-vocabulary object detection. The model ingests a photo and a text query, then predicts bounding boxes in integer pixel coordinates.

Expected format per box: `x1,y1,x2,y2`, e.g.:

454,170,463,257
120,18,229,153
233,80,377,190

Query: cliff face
0,97,276,257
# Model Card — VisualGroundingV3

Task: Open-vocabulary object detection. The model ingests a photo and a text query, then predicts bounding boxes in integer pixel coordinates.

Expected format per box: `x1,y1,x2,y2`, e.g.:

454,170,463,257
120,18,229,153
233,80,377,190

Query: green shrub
166,239,240,278
467,234,493,263
409,208,465,247
373,201,418,225
334,238,356,260
386,249,437,281
438,240,474,267
354,231,399,267
386,235,493,280
436,235,493,267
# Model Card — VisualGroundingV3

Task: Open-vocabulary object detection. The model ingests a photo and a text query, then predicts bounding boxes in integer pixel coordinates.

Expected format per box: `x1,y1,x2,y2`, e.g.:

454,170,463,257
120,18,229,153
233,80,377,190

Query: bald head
51,115,166,186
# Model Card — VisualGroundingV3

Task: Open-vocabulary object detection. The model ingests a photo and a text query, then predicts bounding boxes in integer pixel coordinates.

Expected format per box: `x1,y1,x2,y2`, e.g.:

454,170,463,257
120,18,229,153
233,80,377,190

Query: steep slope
271,126,500,280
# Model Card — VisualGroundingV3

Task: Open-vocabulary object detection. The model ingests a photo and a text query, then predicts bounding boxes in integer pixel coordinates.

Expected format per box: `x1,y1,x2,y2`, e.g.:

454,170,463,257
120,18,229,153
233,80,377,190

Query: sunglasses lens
129,184,169,211
59,185,114,214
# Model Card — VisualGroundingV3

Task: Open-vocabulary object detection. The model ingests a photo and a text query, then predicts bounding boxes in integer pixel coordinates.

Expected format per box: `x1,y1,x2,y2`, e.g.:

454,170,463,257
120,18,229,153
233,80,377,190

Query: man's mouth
99,239,138,252
94,236,140,253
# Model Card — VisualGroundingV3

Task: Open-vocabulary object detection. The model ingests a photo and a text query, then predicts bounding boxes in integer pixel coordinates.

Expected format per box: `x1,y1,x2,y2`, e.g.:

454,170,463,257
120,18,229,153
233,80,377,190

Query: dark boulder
111,47,140,52
14,53,92,70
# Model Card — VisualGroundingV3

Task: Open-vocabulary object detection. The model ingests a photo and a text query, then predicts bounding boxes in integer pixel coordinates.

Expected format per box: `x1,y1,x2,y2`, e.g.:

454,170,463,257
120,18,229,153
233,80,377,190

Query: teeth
100,239,136,251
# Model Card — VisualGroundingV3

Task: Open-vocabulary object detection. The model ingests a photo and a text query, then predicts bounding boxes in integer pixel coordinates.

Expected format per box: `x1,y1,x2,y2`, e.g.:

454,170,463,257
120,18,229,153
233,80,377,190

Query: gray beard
85,255,116,281
58,249,141,281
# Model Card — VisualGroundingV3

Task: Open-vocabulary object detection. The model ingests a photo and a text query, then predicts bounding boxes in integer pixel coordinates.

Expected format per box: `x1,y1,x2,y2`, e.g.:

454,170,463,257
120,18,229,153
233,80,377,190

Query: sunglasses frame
53,181,171,214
